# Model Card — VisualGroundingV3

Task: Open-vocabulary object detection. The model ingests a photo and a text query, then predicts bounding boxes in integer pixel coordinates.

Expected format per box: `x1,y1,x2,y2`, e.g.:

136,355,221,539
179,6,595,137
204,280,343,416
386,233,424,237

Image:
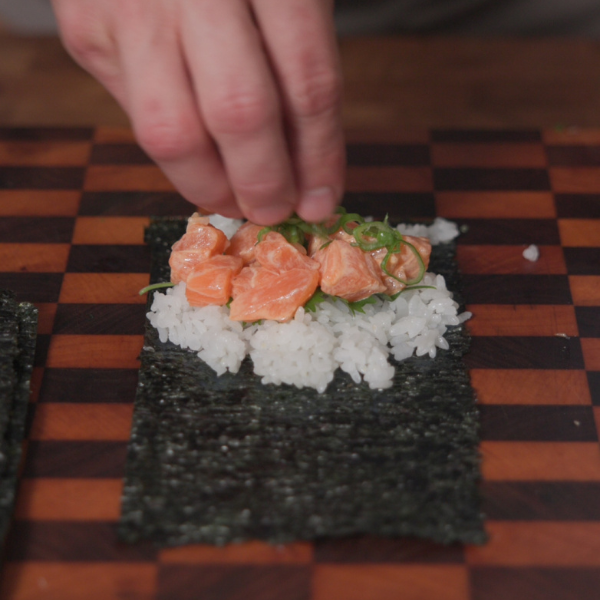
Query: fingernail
297,187,337,222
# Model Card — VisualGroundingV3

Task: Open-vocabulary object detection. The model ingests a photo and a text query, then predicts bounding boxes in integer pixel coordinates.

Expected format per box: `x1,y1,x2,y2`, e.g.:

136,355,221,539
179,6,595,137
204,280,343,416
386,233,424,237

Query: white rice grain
523,244,540,261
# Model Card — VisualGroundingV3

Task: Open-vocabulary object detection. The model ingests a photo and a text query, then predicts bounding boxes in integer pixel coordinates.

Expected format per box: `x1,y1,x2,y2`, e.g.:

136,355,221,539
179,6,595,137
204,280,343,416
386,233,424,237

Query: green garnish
342,295,378,315
139,282,175,295
257,215,331,247
305,289,378,315
304,289,329,313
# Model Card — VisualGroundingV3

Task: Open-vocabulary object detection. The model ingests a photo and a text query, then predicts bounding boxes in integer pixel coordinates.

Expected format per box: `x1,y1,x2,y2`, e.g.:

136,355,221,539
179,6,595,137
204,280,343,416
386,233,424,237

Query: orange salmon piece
307,234,329,257
370,248,408,295
169,224,228,284
185,255,243,307
315,239,386,302
186,212,210,232
231,264,261,297
254,232,318,273
225,222,264,265
370,235,431,293
400,235,432,280
229,267,319,322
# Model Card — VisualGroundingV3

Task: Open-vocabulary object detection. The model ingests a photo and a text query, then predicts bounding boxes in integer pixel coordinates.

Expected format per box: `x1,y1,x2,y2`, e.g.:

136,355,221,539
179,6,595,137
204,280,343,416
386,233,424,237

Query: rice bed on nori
0,290,37,545
118,219,485,547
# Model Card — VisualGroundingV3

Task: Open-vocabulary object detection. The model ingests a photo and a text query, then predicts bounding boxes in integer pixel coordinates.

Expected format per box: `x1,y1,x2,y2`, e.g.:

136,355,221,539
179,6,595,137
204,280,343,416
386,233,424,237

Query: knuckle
205,89,277,136
291,68,342,119
135,113,201,162
56,10,111,66
62,28,107,65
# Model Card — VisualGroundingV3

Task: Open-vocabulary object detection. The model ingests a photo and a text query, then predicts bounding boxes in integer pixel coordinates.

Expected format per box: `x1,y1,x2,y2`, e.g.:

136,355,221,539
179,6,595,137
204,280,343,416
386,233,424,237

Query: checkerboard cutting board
0,127,599,600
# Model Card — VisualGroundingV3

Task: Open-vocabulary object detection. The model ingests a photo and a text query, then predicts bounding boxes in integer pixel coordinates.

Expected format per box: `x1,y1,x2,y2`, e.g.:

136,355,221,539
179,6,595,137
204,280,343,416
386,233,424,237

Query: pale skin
51,0,346,225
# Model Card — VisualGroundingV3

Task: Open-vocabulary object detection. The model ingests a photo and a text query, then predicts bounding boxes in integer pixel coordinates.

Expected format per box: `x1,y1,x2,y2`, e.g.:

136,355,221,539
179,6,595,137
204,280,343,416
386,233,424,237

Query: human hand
51,0,345,225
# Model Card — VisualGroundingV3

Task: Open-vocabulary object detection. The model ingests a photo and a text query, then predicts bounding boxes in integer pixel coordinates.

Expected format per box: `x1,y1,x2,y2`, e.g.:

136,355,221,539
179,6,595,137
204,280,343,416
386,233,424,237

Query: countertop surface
0,30,599,600
2,34,600,130
0,125,598,600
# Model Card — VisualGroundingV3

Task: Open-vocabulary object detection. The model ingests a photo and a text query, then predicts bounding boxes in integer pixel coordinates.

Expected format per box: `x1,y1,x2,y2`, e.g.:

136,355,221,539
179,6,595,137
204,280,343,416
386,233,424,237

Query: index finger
252,0,345,223
180,1,298,225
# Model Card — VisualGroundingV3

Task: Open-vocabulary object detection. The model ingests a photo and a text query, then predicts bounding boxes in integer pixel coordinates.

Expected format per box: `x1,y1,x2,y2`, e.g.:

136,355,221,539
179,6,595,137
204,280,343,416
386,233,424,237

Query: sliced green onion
257,226,272,243
139,282,175,295
401,239,427,285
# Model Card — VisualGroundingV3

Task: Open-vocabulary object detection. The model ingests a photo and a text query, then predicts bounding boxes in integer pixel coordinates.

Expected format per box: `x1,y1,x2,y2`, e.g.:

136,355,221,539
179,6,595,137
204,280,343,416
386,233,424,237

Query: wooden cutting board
0,126,599,600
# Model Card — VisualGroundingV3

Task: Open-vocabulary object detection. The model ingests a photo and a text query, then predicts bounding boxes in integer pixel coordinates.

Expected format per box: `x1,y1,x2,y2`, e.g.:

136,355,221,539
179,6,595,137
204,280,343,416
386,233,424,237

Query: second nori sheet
119,219,486,547
0,290,37,546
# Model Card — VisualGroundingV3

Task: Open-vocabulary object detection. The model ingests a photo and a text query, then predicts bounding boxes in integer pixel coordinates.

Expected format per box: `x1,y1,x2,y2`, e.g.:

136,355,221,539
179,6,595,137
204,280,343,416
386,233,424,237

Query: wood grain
436,192,556,218
0,244,70,273
470,370,592,405
570,276,600,305
59,273,149,304
46,335,144,369
466,522,600,566
313,565,469,600
29,404,134,441
431,144,546,168
0,142,91,166
466,305,578,337
558,219,600,247
481,442,600,481
0,563,156,600
160,542,313,565
456,246,566,275
84,166,174,192
0,124,598,600
72,217,149,245
582,338,600,370
550,168,600,193
0,191,80,216
14,480,123,521
346,167,433,192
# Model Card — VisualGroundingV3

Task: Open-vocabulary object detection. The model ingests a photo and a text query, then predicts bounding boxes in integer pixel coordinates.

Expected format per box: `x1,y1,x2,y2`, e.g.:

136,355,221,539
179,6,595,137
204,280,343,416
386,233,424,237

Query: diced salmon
370,248,407,295
225,222,264,265
330,222,358,244
186,212,210,232
169,223,228,284
254,232,319,273
229,267,320,322
231,263,261,297
185,255,243,307
307,234,330,257
314,239,386,302
370,235,431,293
400,235,432,280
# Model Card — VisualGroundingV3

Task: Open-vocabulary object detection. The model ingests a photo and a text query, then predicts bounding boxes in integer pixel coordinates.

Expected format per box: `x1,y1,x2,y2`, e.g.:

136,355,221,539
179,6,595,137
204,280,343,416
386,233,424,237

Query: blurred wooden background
1,31,600,129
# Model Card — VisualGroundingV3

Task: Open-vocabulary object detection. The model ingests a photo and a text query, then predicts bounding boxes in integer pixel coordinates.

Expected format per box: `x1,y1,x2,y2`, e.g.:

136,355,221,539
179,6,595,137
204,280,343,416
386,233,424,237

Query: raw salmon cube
185,255,243,307
229,267,320,322
315,239,386,302
225,222,264,265
169,224,228,284
254,232,318,273
399,235,432,280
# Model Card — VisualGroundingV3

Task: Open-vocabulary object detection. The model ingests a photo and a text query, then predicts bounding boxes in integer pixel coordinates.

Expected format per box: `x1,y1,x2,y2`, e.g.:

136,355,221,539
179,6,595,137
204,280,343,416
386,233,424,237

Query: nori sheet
118,219,486,547
0,290,37,545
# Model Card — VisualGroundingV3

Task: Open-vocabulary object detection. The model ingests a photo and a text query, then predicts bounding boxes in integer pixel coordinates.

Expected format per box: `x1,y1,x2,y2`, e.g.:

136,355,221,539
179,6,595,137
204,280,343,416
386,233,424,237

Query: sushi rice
147,217,471,393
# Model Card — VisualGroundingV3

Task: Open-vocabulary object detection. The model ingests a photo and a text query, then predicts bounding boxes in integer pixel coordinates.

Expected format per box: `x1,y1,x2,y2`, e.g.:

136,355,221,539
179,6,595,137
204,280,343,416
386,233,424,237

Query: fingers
53,0,345,226
51,0,127,107
181,0,297,225
114,5,242,218
252,0,345,222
